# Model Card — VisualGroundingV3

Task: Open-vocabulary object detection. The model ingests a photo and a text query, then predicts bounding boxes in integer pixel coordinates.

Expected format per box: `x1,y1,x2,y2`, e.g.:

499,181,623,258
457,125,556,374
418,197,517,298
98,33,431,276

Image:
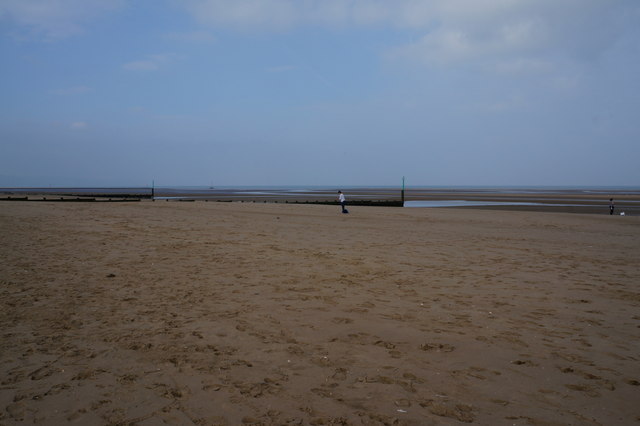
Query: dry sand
1,201,639,425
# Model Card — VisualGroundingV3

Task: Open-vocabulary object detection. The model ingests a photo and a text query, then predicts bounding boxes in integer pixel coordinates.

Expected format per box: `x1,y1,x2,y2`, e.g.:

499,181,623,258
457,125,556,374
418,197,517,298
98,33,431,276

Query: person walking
609,198,615,215
338,190,348,214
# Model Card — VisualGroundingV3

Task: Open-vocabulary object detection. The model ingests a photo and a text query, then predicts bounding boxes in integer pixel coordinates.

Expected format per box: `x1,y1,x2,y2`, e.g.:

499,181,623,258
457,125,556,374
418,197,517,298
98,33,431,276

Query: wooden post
401,176,405,206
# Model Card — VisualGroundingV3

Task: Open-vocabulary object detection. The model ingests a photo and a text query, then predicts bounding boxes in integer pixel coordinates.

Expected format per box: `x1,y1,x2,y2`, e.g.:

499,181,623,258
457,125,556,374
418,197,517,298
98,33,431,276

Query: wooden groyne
157,199,403,206
0,196,402,206
0,196,141,202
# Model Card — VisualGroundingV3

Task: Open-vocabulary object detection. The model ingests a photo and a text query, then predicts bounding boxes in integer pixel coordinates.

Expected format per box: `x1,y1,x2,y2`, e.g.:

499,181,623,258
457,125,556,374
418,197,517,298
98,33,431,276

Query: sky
1,0,639,187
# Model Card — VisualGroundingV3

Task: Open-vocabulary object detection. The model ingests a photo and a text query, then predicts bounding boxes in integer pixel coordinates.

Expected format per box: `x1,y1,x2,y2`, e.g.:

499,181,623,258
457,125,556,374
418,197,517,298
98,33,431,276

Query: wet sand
1,202,639,425
3,186,639,215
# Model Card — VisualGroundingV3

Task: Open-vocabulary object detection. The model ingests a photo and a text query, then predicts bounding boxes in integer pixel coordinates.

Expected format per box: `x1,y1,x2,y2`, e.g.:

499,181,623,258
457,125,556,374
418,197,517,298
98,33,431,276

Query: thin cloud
471,95,527,114
122,53,176,72
165,30,216,43
70,121,88,129
181,0,638,68
0,0,125,41
181,0,434,29
402,2,638,68
492,58,554,76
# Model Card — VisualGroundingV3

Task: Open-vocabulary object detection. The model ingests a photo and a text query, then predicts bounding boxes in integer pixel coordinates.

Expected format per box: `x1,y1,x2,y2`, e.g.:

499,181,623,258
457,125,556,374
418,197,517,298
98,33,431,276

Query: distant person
609,198,615,215
338,190,348,214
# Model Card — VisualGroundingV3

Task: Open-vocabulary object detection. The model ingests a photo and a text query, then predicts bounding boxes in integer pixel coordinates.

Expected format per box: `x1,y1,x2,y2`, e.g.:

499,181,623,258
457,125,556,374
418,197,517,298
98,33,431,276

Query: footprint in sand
331,368,348,381
6,401,27,421
559,366,616,391
373,340,396,349
511,359,538,367
420,400,475,423
29,365,57,380
235,378,282,398
420,343,455,352
564,383,600,397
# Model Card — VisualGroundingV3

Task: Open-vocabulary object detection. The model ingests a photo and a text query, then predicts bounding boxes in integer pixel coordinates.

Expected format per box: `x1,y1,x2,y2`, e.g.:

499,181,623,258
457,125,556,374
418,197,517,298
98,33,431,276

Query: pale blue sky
1,0,639,187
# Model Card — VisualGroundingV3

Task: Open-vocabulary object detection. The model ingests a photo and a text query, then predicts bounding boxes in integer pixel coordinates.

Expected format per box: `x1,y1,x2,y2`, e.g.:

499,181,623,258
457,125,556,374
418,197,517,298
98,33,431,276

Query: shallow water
404,200,553,208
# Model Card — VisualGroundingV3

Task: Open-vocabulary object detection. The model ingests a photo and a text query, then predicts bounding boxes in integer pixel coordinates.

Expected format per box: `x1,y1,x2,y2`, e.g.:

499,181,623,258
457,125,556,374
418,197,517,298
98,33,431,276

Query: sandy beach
1,201,639,425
